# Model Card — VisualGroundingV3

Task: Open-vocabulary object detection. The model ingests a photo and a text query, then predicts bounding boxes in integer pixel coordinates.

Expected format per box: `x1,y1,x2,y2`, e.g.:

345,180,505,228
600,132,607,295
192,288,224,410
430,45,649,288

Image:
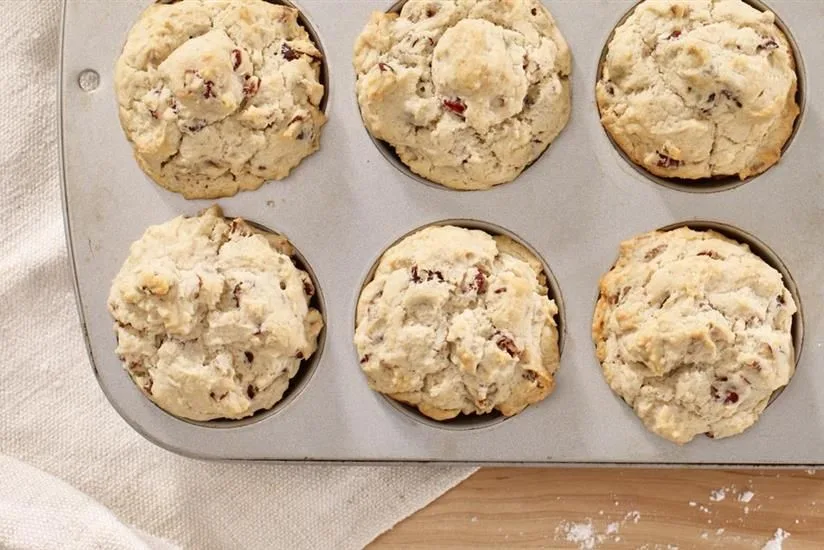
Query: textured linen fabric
0,2,476,548
0,455,178,550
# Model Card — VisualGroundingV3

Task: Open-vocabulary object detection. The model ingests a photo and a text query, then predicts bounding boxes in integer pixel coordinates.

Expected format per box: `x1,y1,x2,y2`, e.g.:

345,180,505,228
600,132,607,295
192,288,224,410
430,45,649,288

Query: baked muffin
115,0,326,199
592,227,796,444
354,0,571,190
355,225,560,420
108,206,323,421
596,0,799,181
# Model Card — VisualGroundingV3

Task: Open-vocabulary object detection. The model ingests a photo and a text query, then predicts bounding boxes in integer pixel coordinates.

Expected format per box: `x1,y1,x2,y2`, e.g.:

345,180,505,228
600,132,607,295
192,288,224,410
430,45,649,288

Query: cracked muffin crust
108,206,323,421
355,225,560,420
596,0,799,181
115,0,326,199
592,227,796,444
354,0,571,190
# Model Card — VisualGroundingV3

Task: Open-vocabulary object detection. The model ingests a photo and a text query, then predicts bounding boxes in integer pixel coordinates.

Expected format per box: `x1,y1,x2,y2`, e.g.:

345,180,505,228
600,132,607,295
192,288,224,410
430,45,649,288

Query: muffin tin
61,0,824,464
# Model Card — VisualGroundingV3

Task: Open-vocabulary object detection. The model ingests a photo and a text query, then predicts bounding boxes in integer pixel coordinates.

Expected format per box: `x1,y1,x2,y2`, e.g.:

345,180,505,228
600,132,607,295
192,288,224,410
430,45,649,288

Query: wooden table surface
371,468,824,549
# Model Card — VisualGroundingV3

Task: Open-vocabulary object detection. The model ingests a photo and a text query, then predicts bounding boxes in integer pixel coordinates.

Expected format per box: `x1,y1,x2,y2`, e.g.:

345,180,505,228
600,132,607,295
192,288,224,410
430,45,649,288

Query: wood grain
371,468,824,549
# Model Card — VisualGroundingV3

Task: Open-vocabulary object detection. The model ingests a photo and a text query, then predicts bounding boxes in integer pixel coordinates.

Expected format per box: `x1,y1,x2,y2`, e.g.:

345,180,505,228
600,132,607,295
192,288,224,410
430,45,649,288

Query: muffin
596,0,799,181
108,206,323,421
355,225,560,420
354,0,571,190
115,0,326,199
592,227,797,444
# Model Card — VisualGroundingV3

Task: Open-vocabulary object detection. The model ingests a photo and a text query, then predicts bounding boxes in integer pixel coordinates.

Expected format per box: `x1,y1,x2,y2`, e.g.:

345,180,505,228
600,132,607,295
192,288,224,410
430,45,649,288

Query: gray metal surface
61,0,824,464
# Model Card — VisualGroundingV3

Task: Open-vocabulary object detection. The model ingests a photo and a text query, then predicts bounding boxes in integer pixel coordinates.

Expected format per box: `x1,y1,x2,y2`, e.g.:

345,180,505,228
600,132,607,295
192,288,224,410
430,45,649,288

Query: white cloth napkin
0,455,178,550
0,2,476,548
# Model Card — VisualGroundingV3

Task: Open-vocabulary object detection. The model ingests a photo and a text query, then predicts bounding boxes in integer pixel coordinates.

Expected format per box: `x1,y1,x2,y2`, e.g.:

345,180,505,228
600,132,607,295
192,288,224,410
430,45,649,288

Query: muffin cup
595,0,807,193
355,218,566,431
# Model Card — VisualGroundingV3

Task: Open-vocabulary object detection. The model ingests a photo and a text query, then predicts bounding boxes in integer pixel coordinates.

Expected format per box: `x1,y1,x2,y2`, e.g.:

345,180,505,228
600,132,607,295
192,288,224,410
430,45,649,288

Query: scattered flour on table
692,485,757,517
761,528,790,550
555,511,642,548
710,488,727,502
556,520,598,550
806,469,817,475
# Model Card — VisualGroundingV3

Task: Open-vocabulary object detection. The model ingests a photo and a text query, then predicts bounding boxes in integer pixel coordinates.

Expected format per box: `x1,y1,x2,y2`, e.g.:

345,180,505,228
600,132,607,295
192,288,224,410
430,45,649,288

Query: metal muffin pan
61,0,824,465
